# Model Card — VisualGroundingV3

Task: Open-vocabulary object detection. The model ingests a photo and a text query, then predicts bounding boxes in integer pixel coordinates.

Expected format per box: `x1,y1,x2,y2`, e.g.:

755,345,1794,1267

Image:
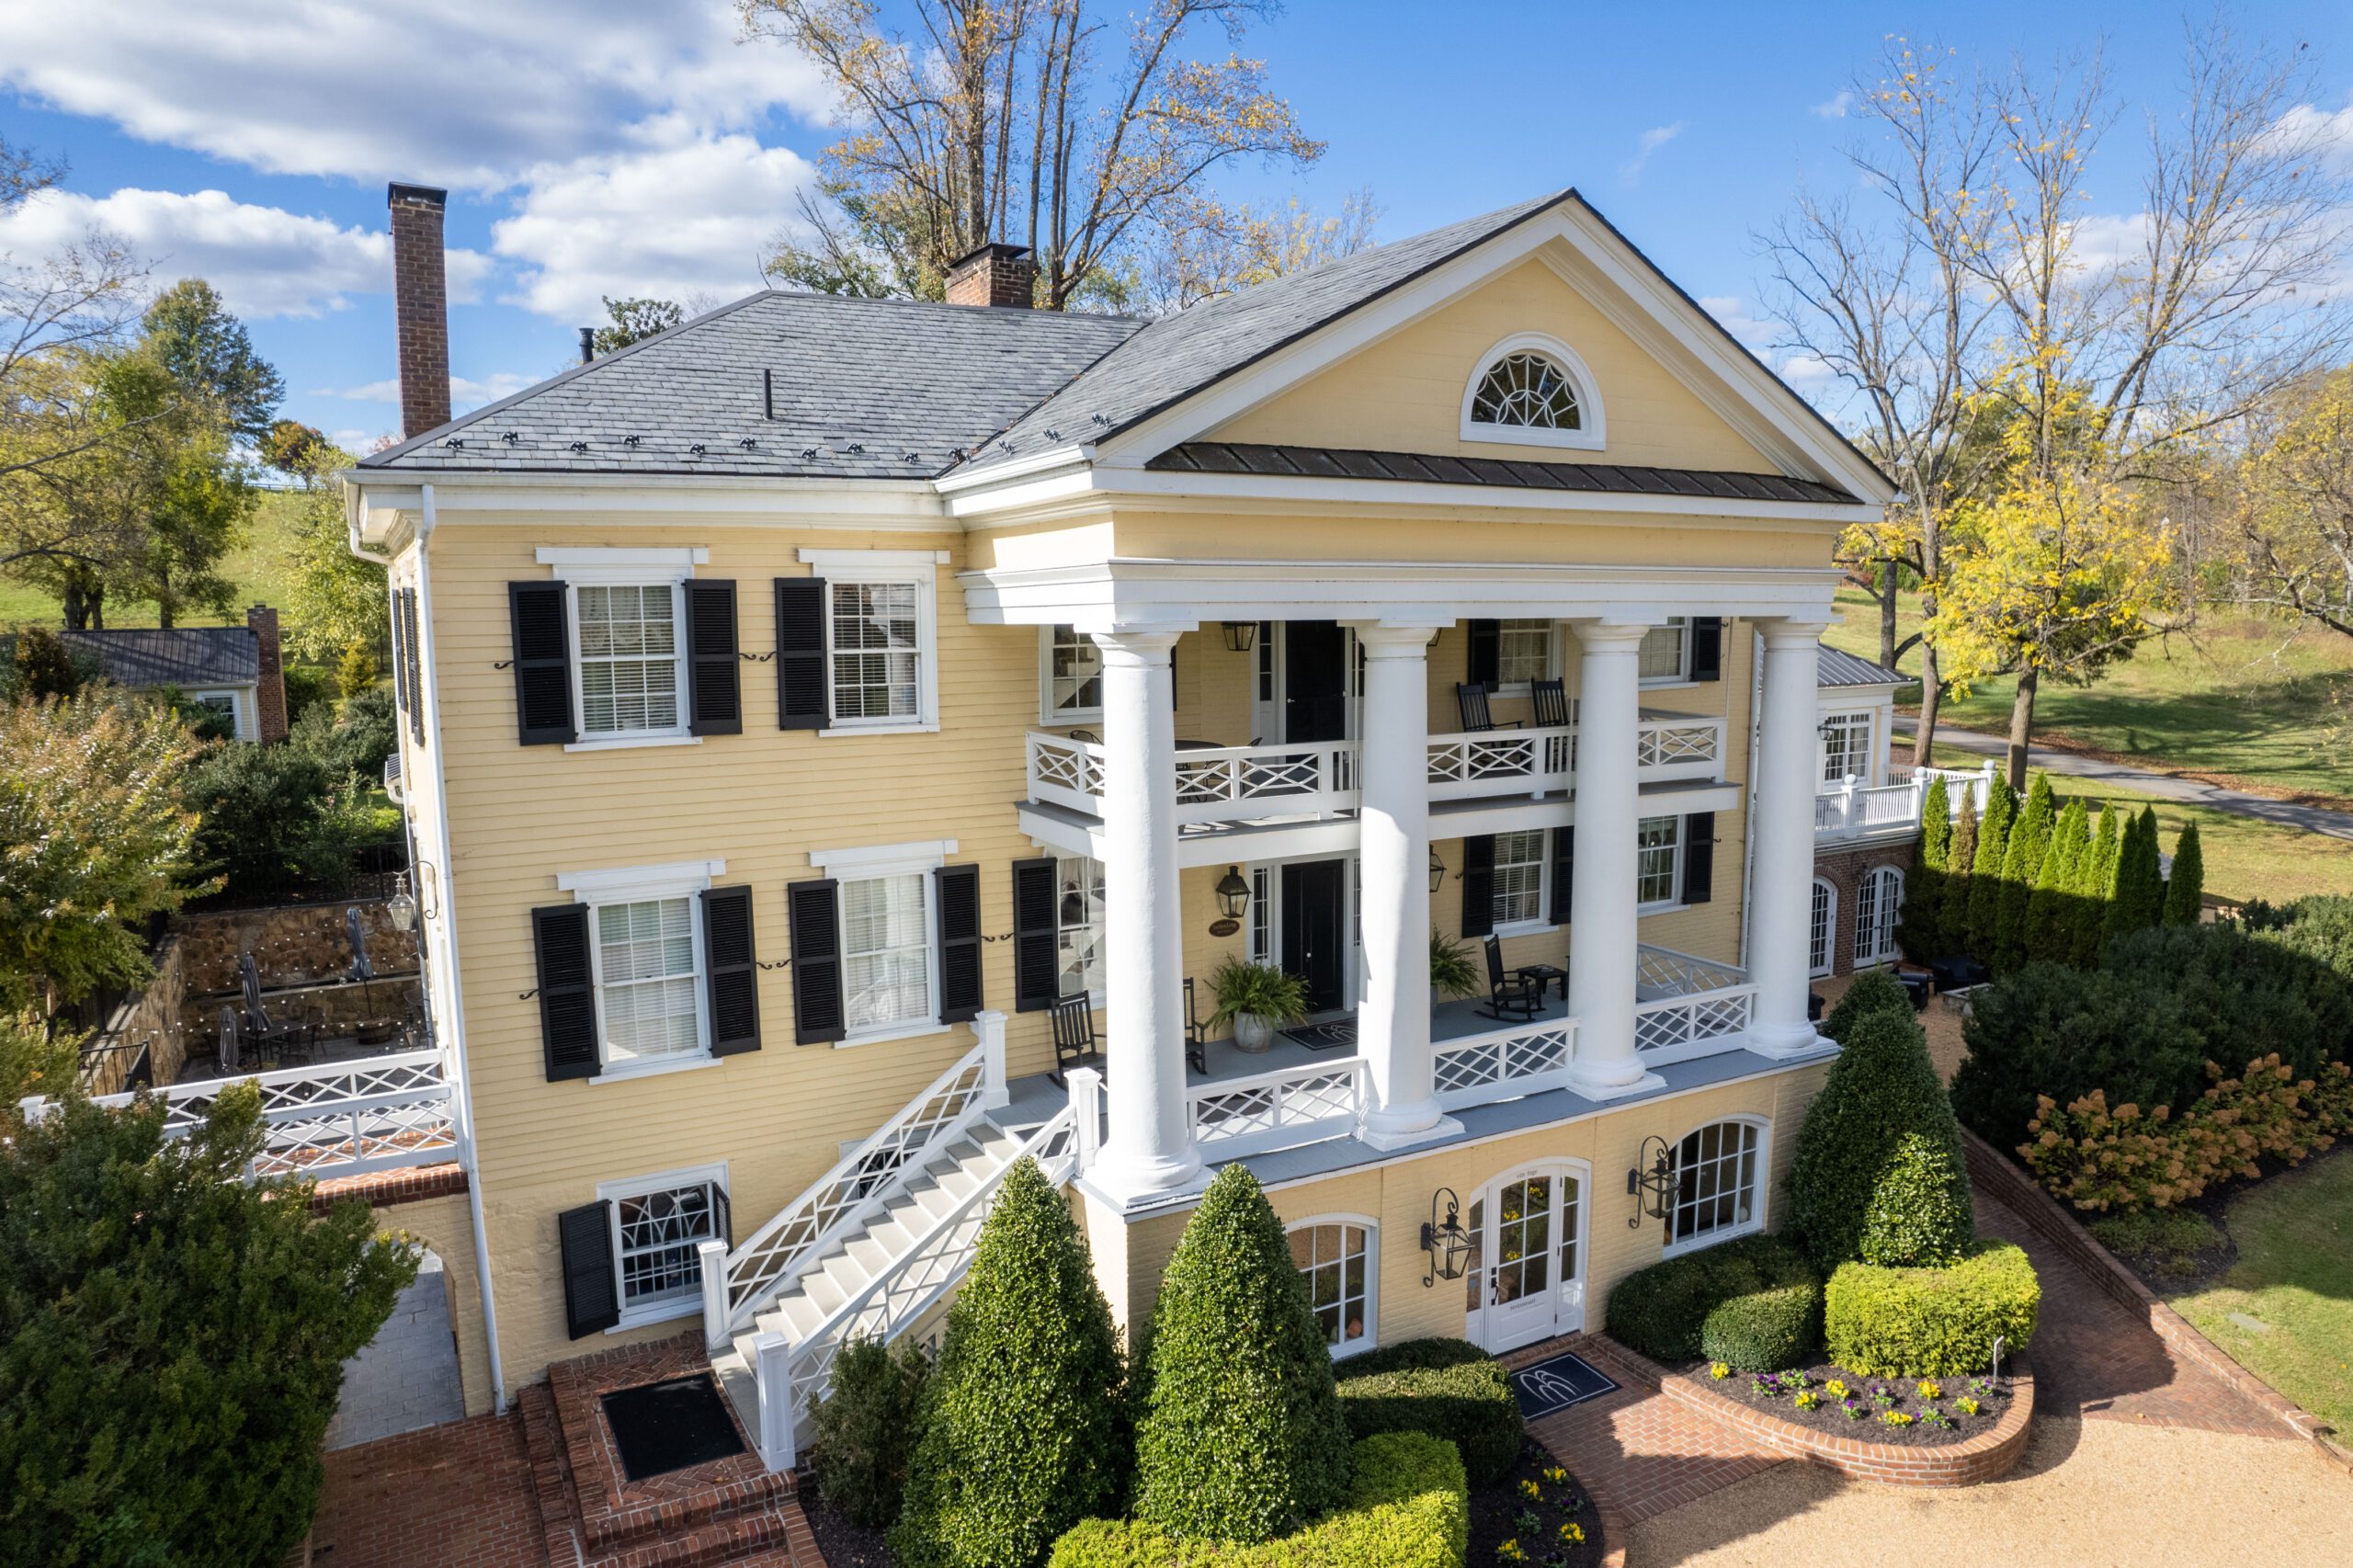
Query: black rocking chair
1049,993,1105,1088
1182,977,1209,1075
1530,676,1572,729
1476,934,1544,1022
1454,682,1524,733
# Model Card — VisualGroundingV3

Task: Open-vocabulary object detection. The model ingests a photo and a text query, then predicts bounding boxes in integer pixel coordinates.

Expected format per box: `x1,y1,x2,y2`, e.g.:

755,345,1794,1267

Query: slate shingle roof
50,627,258,688
1817,643,1905,688
1150,441,1855,504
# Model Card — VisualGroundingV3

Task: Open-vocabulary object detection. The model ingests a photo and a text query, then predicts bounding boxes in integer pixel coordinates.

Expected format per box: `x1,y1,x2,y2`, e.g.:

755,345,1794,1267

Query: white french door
1465,1161,1589,1353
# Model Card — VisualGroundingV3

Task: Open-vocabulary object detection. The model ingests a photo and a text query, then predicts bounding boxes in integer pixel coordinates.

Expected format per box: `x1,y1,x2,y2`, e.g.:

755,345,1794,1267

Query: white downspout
1738,623,1764,974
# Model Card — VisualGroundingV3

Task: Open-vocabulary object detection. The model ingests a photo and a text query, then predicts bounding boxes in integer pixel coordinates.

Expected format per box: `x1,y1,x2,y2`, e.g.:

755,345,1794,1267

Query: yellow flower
1518,1478,1541,1502
1793,1390,1820,1410
1498,1540,1526,1563
1957,1396,1982,1416
1709,1361,1731,1380
1916,1380,1942,1400
1542,1465,1566,1485
1559,1522,1586,1544
1824,1379,1848,1398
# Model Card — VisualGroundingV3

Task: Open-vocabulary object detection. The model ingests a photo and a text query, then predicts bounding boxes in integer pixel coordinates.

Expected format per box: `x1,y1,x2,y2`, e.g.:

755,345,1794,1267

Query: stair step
710,1349,762,1454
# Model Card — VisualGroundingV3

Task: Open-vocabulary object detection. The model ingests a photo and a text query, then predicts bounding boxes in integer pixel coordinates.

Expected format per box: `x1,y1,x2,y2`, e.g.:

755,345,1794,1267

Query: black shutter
1550,827,1575,926
788,878,845,1044
936,864,983,1023
508,583,574,744
389,588,412,720
701,885,760,1054
557,1201,620,1339
1683,812,1716,905
1011,857,1059,1012
532,903,598,1081
685,580,742,736
775,577,828,730
1460,835,1495,938
401,588,426,746
1689,617,1723,683
1466,619,1500,686
711,1183,733,1250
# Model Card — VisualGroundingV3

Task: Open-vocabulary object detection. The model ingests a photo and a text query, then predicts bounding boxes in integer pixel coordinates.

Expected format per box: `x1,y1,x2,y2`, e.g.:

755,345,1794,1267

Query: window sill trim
1492,919,1560,940
564,733,705,754
588,1054,723,1086
818,722,941,739
1638,677,1703,692
1635,901,1688,919
1659,1219,1763,1262
835,1020,957,1051
608,1299,699,1335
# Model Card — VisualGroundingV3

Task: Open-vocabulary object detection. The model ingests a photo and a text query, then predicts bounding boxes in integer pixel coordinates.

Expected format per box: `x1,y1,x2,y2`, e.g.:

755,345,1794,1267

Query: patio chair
1476,935,1544,1023
239,952,315,1067
1530,677,1571,729
1454,682,1522,733
216,1004,241,1073
1049,993,1105,1089
1182,977,1209,1076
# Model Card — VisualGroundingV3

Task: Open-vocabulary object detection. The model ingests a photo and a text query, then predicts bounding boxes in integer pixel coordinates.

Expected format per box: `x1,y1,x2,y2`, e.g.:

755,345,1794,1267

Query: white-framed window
1248,865,1275,965
1821,710,1873,784
1638,617,1691,684
1809,878,1836,978
1495,619,1554,687
844,871,932,1035
1664,1119,1766,1256
1288,1217,1377,1358
801,550,943,735
1636,815,1683,908
1040,625,1103,726
538,547,706,751
600,1164,728,1326
1493,829,1549,930
1461,333,1607,450
557,858,726,1078
1056,856,1106,998
1855,865,1904,966
189,688,247,740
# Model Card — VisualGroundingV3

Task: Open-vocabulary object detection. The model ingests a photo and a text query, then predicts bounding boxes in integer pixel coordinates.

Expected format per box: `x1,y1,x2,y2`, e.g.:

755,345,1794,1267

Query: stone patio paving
324,1251,466,1450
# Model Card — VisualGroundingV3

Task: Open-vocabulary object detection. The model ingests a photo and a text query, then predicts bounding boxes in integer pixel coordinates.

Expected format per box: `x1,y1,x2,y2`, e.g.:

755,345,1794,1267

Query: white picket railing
703,1017,1006,1345
22,1048,458,1181
1185,1056,1367,1156
1817,763,1995,841
1432,1017,1577,1109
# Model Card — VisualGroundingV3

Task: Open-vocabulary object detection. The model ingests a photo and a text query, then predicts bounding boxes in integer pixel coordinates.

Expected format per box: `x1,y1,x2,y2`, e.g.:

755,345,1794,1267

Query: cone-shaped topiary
1896,776,1952,960
2074,804,2120,967
1134,1165,1352,1544
1787,1006,1973,1273
1994,773,2056,974
2105,806,2165,941
1965,775,2017,959
892,1157,1129,1568
1856,1131,1975,1267
2165,820,2204,926
1823,968,1912,1043
2024,798,2088,964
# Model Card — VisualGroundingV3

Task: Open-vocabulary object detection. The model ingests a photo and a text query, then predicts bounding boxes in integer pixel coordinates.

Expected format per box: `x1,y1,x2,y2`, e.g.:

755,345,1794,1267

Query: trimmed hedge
1048,1433,1467,1568
1333,1338,1518,1487
1824,1240,2040,1377
1788,1005,1973,1272
1822,969,1911,1044
1605,1233,1818,1365
810,1335,928,1528
1699,1282,1817,1372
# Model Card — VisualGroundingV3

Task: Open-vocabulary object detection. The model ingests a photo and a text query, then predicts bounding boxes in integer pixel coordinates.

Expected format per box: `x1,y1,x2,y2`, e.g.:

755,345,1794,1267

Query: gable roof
1151,441,1853,504
50,627,258,688
1817,643,1905,688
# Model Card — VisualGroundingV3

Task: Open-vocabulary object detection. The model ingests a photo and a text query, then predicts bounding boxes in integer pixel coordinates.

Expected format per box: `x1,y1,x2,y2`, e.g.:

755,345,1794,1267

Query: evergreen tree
1788,1006,1975,1271
1134,1165,1351,1544
892,1158,1129,1568
1994,774,2057,972
2073,804,2121,967
2104,806,2166,942
1895,775,1952,960
2025,799,2088,963
1945,790,1979,955
1965,775,2018,959
2164,822,2204,926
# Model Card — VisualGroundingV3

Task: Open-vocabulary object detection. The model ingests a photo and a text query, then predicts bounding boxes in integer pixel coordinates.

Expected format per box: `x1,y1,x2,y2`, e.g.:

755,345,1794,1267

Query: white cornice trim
556,858,726,899
797,547,952,567
934,443,1094,492
537,546,709,568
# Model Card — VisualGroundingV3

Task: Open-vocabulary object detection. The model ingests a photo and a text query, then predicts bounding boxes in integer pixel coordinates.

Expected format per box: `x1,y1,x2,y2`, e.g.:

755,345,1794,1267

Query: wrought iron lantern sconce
1221,620,1258,653
1214,866,1253,920
1421,1187,1473,1286
1627,1134,1676,1230
1428,847,1446,892
385,872,418,933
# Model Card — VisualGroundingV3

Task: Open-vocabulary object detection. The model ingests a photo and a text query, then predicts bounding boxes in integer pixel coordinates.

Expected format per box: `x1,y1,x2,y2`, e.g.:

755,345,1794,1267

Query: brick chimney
945,243,1035,309
388,182,451,438
246,604,287,744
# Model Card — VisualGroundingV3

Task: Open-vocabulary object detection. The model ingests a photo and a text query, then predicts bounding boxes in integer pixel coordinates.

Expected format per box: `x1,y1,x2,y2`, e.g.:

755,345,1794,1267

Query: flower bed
1469,1437,1603,1568
1693,1359,2013,1448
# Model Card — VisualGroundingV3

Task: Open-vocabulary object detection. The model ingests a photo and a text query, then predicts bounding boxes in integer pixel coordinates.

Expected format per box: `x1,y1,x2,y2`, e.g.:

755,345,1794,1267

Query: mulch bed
1683,1358,2014,1448
799,1490,892,1568
1468,1436,1604,1568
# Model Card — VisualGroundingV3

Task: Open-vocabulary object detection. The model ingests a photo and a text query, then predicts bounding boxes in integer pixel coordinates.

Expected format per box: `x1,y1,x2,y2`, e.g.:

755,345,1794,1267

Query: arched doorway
1464,1160,1590,1353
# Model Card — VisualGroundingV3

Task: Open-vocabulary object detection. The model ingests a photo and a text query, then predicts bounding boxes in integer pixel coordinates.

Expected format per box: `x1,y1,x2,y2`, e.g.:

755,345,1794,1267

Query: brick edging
1959,1127,2347,1469
1499,1335,1632,1568
308,1160,467,1214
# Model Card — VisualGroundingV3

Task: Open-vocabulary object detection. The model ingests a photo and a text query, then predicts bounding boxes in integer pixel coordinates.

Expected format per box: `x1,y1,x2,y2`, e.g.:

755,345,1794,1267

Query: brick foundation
1812,841,1915,978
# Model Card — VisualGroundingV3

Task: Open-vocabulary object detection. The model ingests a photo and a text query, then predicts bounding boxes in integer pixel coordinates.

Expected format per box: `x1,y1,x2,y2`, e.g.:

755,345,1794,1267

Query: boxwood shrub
1824,1240,2040,1377
1047,1432,1466,1568
1333,1338,1518,1487
1698,1282,1818,1372
1605,1233,1818,1365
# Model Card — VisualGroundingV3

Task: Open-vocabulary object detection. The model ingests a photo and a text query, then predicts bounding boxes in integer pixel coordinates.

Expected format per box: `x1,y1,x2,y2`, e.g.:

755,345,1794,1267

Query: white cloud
1620,122,1686,185
493,131,817,322
1811,90,1854,120
317,371,539,408
0,187,491,319
1698,294,1777,355
0,0,828,192
2269,100,2353,173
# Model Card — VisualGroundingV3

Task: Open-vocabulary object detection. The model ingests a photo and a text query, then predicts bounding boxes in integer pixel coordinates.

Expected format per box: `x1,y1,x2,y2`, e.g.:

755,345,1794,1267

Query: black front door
1282,620,1348,744
1281,858,1347,1013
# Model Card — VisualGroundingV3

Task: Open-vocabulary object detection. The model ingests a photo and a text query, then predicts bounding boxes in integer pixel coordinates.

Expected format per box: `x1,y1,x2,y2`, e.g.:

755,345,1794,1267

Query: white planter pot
1233,1011,1277,1053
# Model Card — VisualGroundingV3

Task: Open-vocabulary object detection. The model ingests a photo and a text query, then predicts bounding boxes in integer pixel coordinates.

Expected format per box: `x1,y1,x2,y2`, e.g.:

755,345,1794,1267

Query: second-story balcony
1814,761,1995,845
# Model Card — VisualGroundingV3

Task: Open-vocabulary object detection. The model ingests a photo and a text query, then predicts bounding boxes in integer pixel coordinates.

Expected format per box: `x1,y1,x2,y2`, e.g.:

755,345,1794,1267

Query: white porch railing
1816,762,1995,841
1425,727,1574,800
1172,740,1356,824
1635,713,1727,781
21,1048,458,1180
703,1017,1006,1346
1631,942,1756,1064
1185,1056,1367,1157
1432,1017,1577,1109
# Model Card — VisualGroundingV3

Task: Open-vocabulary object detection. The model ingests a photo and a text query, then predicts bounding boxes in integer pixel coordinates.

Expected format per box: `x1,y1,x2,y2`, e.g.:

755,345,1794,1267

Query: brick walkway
313,1412,549,1568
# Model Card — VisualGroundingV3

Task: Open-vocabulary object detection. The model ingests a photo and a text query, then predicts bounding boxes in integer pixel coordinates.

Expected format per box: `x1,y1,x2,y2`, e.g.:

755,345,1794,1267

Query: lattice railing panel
1433,1025,1571,1103
81,1049,457,1180
1029,736,1106,802
1634,943,1745,997
1188,1062,1363,1150
1636,719,1721,769
1633,988,1755,1055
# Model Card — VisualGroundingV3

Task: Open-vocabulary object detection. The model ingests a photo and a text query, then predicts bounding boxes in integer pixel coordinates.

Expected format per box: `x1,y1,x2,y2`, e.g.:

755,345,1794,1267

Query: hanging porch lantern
1214,866,1253,920
1428,847,1446,892
1221,620,1258,653
1421,1187,1473,1286
1627,1134,1677,1231
386,872,418,933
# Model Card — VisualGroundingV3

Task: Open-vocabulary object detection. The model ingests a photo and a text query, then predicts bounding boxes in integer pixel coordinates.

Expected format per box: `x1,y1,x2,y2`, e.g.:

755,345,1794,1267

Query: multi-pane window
1493,830,1548,927
1289,1221,1373,1354
1470,352,1583,430
843,871,931,1033
613,1178,722,1312
1256,624,1277,703
1855,866,1904,965
1810,879,1835,976
829,579,922,722
1496,619,1552,685
1056,857,1106,997
1638,617,1690,683
1468,1172,1580,1312
1248,865,1275,965
1043,625,1103,723
1821,710,1872,783
596,897,702,1064
1636,815,1682,906
576,584,681,735
1668,1120,1762,1249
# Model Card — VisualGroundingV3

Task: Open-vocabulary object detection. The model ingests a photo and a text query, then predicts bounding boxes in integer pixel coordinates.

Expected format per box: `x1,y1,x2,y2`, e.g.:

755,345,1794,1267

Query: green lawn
1828,587,2353,806
2165,1149,2353,1437
0,489,301,630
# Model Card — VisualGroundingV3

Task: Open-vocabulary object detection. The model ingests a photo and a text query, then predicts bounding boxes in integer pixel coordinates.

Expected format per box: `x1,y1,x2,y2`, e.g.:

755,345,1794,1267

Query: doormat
1508,1350,1619,1419
600,1373,748,1482
1279,1017,1357,1051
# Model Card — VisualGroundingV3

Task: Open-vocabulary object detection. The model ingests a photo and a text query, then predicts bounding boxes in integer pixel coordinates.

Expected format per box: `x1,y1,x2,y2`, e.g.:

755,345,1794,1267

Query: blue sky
3,0,2347,452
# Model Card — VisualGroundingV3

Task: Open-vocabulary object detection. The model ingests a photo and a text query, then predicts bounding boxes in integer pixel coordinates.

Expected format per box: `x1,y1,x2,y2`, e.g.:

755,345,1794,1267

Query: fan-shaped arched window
1461,334,1607,450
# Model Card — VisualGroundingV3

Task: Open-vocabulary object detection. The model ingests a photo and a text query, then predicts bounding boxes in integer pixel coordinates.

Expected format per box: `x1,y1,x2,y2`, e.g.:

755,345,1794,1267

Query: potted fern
1207,958,1309,1052
1429,929,1481,1002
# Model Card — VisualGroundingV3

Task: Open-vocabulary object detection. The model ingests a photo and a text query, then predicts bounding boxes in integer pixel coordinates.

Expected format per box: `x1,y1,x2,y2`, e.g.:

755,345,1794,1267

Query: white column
1563,619,1664,1098
1347,623,1461,1150
1751,617,1835,1055
1086,627,1203,1203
